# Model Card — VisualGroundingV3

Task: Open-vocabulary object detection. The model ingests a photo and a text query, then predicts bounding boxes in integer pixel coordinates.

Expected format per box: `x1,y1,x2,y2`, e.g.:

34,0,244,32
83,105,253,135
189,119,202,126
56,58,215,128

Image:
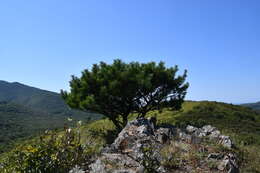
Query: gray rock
156,127,174,144
218,154,239,173
191,135,202,144
69,165,85,173
202,125,217,134
88,119,238,173
136,125,152,136
186,125,198,133
207,153,223,160
209,130,221,139
185,124,233,148
157,166,167,173
218,159,229,171
196,130,207,137
219,135,233,148
89,159,106,173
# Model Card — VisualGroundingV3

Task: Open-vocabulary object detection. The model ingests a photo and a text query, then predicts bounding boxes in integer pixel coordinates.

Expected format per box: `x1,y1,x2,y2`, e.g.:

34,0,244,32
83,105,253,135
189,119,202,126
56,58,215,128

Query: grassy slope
64,101,260,172
1,101,260,172
81,101,260,145
79,101,260,172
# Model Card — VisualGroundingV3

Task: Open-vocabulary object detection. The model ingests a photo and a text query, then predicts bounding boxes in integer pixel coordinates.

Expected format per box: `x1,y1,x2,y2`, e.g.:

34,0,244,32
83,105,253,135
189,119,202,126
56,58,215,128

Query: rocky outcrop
76,118,239,173
184,125,233,148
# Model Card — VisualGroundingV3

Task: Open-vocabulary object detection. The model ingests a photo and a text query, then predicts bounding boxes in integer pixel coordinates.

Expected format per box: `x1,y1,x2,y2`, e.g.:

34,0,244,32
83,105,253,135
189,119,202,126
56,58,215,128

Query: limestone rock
89,159,106,173
219,135,233,148
87,118,238,173
185,124,233,149
69,165,85,173
186,125,198,133
202,125,217,134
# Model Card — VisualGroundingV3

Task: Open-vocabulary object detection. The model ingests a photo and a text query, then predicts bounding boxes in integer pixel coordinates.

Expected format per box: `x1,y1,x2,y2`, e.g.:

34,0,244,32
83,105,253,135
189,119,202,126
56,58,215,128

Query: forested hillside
0,81,102,153
0,80,98,117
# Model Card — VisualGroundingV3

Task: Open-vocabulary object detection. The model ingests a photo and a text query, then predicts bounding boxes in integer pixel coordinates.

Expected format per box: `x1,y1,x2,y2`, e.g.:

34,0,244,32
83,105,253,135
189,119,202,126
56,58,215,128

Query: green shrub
0,122,91,173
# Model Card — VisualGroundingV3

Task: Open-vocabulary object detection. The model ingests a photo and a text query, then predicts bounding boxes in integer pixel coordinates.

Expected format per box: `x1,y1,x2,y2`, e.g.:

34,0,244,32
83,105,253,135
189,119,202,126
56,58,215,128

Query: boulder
186,125,198,133
185,124,233,149
202,125,217,134
219,135,233,149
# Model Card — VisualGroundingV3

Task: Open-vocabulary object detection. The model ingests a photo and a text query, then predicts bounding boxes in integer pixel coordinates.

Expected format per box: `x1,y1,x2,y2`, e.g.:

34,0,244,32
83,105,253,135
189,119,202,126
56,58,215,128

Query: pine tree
61,59,189,130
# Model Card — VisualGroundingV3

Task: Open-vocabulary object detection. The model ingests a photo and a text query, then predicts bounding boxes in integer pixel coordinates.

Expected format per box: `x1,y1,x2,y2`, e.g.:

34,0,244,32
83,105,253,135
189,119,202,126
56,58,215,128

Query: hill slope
0,80,95,117
242,101,260,111
0,81,102,153
0,102,62,152
1,101,259,172
79,101,260,172
81,101,260,172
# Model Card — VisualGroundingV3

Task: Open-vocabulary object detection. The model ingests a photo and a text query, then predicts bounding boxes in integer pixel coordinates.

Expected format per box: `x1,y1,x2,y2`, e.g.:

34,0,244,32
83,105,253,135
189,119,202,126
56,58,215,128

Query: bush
0,122,90,173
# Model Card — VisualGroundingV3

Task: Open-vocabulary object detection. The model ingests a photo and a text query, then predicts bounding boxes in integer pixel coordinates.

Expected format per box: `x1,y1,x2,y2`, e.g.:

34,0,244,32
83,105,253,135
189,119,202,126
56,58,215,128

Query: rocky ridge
71,118,239,173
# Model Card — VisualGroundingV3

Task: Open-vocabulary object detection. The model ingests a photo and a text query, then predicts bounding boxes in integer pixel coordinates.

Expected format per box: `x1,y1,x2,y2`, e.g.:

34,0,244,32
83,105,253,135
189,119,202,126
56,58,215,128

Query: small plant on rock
141,146,161,173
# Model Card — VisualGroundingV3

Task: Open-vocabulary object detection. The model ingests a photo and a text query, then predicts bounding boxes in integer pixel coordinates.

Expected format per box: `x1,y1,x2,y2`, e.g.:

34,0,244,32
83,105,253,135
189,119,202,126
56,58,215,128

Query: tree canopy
61,59,189,130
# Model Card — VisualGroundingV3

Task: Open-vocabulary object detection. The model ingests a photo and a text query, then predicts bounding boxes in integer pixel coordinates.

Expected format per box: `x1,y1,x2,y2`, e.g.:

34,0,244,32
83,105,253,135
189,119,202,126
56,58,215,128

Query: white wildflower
78,120,82,126
67,128,72,133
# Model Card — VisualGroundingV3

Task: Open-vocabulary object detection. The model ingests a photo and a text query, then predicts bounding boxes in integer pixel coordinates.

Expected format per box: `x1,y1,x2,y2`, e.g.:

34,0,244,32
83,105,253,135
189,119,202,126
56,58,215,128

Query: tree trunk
122,115,128,128
110,118,122,132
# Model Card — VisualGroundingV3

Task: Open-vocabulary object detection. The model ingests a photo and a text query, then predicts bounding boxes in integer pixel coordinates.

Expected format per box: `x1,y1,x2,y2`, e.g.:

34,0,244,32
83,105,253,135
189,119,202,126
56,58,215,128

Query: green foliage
0,101,99,154
0,123,91,173
160,143,183,170
141,147,160,173
62,59,189,130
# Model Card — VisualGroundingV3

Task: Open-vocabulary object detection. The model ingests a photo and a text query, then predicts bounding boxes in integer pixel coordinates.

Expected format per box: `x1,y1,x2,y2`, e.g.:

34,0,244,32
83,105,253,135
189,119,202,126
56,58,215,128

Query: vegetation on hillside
0,80,100,117
62,60,189,130
1,101,260,172
0,122,91,173
175,102,260,145
0,81,102,153
0,102,100,154
242,101,260,111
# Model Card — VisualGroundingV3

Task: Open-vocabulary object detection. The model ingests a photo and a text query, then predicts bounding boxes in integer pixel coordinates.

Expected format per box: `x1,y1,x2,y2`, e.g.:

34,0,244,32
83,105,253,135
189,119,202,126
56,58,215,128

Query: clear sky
0,0,259,103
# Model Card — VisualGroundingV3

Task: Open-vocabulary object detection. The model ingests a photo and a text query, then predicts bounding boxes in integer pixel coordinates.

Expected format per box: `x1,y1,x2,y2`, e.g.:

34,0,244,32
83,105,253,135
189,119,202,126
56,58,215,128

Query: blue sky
0,0,259,103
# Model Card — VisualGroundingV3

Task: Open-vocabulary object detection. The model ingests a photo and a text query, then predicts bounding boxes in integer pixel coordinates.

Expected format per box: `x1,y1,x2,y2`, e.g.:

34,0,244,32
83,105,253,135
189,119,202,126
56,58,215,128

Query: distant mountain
0,80,102,152
241,101,260,111
0,80,91,116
